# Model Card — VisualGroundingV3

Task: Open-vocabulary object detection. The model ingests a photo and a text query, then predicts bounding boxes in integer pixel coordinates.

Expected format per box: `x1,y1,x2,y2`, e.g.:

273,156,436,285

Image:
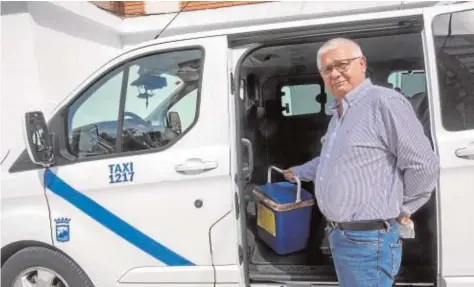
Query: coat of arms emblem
55,217,71,242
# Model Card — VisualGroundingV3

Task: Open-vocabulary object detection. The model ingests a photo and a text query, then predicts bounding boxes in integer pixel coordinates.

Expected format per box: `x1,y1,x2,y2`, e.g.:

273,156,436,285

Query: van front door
43,35,239,286
423,3,474,286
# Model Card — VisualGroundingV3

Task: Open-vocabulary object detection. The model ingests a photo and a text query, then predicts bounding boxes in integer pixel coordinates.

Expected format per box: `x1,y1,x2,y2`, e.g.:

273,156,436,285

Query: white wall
1,2,47,165
1,1,122,164
28,2,122,114
145,1,179,14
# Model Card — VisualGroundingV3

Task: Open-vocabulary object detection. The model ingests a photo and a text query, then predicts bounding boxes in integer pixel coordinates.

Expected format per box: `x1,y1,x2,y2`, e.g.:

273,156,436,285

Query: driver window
121,49,203,152
66,48,203,158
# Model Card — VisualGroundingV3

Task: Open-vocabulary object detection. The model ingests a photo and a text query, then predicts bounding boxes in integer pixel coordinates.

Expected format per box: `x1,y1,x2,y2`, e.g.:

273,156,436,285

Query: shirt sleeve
290,156,321,182
377,94,440,216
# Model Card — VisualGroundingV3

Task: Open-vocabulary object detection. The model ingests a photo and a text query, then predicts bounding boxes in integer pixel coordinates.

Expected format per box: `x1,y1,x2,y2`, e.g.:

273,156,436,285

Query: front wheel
1,246,94,287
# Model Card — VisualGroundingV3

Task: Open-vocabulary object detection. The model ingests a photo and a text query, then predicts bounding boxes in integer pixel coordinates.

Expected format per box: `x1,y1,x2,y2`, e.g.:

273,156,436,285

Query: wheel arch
2,240,49,266
1,240,85,273
1,242,96,287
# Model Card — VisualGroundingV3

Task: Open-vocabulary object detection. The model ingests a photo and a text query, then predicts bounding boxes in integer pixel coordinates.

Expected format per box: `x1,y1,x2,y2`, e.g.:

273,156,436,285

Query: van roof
122,1,446,53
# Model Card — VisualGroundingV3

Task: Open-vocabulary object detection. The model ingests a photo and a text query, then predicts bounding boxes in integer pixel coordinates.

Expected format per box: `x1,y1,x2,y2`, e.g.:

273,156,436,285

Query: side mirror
168,111,182,134
23,111,55,167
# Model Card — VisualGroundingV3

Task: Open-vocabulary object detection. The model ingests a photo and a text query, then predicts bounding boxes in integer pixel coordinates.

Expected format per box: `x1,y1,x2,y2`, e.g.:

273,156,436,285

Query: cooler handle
267,166,302,203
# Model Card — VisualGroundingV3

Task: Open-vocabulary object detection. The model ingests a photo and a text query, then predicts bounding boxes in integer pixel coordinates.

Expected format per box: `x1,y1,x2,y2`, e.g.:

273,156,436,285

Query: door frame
230,6,429,285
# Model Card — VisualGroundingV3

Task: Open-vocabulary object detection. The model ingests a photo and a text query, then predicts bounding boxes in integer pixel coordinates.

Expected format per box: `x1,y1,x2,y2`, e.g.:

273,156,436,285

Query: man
283,38,440,286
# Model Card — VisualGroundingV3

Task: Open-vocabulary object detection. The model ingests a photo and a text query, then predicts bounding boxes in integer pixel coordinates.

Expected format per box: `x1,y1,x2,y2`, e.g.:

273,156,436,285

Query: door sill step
250,283,434,287
249,264,435,285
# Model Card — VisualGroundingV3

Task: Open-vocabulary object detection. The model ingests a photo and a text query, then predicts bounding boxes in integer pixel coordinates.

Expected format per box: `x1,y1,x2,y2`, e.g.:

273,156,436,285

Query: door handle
455,143,474,160
241,138,254,179
175,158,218,174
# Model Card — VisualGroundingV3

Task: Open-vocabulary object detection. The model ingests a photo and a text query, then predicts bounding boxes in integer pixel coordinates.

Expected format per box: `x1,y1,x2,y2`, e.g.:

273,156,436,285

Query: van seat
408,92,430,138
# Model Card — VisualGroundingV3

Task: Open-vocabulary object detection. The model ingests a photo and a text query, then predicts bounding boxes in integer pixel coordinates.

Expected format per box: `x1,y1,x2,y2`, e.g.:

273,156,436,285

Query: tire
1,246,94,287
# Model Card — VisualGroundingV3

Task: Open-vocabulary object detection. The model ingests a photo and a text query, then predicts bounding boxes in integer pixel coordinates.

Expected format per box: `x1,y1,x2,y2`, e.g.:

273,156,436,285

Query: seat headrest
245,105,265,128
408,92,428,119
246,74,258,101
263,100,282,118
410,92,426,102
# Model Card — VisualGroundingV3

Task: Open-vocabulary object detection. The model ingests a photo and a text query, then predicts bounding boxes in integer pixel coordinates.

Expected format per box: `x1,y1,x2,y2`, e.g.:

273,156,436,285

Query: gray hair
316,38,364,70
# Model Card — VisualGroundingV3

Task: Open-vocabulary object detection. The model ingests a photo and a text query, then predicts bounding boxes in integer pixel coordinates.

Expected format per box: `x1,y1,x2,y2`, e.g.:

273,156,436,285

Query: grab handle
267,166,302,203
241,138,254,178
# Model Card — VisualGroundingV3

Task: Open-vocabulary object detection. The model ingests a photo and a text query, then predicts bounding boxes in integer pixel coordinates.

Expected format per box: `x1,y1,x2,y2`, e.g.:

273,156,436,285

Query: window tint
433,9,474,131
121,49,203,152
387,70,426,98
281,84,321,116
67,67,123,157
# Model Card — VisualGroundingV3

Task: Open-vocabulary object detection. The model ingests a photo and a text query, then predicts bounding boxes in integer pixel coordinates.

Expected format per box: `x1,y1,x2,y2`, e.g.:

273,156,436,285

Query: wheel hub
13,267,69,287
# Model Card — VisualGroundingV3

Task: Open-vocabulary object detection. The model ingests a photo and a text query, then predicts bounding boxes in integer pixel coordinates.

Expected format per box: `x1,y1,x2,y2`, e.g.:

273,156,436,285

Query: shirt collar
329,78,372,111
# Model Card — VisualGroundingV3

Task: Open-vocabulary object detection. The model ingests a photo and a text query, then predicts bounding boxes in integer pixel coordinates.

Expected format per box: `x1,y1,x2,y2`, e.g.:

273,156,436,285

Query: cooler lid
255,182,313,204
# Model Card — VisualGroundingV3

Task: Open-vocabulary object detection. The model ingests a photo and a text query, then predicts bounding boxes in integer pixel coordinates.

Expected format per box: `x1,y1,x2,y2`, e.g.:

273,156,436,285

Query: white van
1,2,473,287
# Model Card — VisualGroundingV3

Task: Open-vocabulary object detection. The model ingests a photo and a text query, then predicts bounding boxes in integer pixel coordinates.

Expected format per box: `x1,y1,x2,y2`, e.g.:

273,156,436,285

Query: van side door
422,3,474,286
41,35,238,286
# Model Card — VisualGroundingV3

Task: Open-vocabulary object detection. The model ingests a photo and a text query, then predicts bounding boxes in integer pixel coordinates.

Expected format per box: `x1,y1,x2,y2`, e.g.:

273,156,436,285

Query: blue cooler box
252,166,315,255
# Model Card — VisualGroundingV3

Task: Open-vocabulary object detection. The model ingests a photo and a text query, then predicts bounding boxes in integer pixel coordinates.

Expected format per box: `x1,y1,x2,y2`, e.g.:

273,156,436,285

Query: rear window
282,83,336,116
387,70,426,98
280,83,337,116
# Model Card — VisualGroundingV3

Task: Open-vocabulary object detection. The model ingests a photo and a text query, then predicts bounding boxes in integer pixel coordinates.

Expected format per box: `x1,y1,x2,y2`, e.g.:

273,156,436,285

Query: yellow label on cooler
257,203,276,237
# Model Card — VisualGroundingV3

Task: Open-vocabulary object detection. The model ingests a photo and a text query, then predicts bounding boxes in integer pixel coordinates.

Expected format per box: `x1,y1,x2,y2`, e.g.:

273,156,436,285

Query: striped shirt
291,78,440,222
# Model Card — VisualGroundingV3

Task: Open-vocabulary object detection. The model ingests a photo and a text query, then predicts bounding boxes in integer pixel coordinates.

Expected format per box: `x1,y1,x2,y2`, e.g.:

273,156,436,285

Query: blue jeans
326,221,403,287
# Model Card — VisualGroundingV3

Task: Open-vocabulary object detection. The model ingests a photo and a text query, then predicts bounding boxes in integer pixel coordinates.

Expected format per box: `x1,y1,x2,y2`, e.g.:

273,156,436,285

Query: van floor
245,205,436,285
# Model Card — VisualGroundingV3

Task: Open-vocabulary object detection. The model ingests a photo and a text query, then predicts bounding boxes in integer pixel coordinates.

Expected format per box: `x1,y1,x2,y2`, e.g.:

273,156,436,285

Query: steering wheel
124,111,150,127
123,111,155,148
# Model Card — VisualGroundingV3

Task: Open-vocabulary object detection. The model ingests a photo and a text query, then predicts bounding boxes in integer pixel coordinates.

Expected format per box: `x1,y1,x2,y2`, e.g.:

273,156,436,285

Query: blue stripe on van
44,169,195,266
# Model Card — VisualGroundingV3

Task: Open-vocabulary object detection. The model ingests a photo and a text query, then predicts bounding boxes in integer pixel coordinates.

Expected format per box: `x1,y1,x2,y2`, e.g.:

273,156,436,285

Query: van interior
236,19,440,285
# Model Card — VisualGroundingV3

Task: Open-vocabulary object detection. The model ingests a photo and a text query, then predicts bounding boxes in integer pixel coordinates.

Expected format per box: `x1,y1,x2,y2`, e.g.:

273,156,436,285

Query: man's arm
377,93,440,216
289,156,321,182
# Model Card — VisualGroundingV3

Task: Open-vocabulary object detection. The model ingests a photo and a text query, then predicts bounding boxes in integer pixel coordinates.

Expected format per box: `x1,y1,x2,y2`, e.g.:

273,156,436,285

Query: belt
327,219,395,231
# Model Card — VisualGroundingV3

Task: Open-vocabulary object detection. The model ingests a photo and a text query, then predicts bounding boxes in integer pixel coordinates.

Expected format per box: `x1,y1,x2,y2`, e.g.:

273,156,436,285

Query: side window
121,49,203,152
387,70,427,98
67,67,124,157
433,9,474,131
66,48,204,158
280,84,321,116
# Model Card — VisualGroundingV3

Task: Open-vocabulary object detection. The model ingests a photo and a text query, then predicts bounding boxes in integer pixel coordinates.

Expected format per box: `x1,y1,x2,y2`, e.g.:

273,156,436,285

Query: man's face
319,43,367,100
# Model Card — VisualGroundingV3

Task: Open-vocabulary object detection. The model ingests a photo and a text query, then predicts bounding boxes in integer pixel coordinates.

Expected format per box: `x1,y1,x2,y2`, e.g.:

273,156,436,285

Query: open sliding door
422,2,474,286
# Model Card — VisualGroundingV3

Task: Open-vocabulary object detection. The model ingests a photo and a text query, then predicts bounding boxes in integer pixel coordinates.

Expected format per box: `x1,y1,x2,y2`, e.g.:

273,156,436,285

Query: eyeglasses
319,57,361,76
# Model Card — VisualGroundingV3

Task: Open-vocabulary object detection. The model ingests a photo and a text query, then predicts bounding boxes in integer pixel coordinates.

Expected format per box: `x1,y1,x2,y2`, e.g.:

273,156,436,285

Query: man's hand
283,169,296,183
396,215,412,225
396,215,415,239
